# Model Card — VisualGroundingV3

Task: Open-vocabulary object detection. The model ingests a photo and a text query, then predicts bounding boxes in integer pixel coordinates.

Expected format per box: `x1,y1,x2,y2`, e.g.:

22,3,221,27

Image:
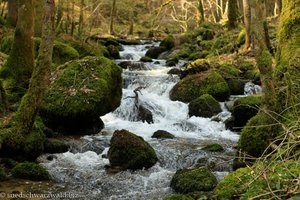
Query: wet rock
152,130,175,139
119,61,147,71
43,138,69,154
138,105,154,124
167,68,181,75
140,56,153,62
170,167,217,193
145,46,166,59
188,94,222,118
107,45,121,59
108,129,158,170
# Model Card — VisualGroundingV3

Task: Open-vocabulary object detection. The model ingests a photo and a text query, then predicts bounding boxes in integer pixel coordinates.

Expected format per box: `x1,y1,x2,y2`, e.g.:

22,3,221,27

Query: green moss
108,129,158,170
152,130,175,139
160,35,175,50
0,36,13,54
188,94,221,118
140,56,153,62
52,41,79,65
213,167,252,199
40,56,122,134
214,160,300,200
238,111,281,157
12,162,49,181
227,79,246,95
188,51,210,60
163,195,194,200
219,63,240,78
44,138,69,153
237,29,246,47
170,167,217,193
170,71,230,102
202,143,224,152
231,95,262,129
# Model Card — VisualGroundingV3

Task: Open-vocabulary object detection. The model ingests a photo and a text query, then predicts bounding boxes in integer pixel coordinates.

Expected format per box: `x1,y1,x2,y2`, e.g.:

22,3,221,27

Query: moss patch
170,167,217,193
12,162,49,181
202,144,224,152
160,35,175,50
170,71,230,102
44,138,69,154
52,41,79,65
163,195,194,200
152,130,175,139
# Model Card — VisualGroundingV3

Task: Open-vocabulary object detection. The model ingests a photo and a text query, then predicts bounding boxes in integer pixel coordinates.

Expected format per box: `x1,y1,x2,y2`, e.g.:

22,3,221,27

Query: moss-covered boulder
170,167,217,193
43,138,69,154
163,195,194,200
231,95,262,130
66,39,109,58
180,59,210,79
213,160,300,199
160,35,175,50
40,56,122,135
238,112,280,157
145,47,166,59
108,129,158,170
152,130,175,139
188,94,221,118
202,143,224,152
12,162,49,181
227,79,246,95
170,71,230,102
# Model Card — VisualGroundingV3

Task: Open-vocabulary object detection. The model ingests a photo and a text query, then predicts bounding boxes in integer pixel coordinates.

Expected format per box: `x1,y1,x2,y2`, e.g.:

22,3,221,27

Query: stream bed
36,41,241,200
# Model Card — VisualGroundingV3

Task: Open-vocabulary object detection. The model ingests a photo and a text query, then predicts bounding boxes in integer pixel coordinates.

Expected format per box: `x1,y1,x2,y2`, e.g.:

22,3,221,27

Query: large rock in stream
108,129,158,170
40,56,122,135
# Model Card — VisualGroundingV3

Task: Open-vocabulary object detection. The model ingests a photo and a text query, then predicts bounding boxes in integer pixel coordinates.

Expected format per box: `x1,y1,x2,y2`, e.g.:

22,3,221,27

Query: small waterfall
39,41,239,200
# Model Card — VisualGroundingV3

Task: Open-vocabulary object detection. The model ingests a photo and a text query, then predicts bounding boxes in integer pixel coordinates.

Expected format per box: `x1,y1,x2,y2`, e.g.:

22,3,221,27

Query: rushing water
38,41,242,200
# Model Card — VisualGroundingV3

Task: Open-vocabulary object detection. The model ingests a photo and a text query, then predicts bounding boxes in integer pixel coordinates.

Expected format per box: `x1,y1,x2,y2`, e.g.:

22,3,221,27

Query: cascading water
39,41,240,200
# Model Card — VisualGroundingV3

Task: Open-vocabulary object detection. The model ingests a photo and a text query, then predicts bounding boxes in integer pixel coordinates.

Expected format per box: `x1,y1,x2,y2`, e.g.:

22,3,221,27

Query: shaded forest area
0,0,300,199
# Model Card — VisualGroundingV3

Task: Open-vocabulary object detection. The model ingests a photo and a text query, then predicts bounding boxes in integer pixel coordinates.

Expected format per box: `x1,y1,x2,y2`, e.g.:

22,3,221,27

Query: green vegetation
12,162,49,181
43,138,69,154
0,166,6,180
108,129,158,170
163,195,194,200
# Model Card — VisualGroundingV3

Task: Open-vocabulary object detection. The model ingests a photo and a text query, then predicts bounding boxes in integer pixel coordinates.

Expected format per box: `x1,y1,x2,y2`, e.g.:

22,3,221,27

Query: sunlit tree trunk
274,0,282,16
243,0,252,50
110,0,117,35
14,0,55,135
7,0,17,27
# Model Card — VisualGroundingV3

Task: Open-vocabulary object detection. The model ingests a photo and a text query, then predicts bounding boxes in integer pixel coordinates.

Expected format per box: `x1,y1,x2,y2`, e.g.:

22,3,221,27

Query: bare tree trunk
7,0,17,27
65,0,70,34
228,0,238,29
110,0,117,35
56,0,63,28
197,0,205,25
71,0,75,36
34,0,45,37
243,0,251,50
78,0,84,37
14,0,55,135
